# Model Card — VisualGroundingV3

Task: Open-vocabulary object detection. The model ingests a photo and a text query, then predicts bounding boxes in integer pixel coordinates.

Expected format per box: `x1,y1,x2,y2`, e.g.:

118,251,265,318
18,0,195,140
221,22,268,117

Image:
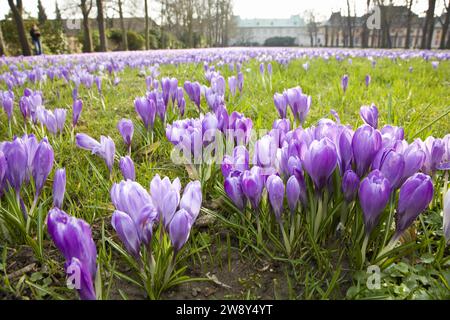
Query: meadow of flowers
0,47,449,300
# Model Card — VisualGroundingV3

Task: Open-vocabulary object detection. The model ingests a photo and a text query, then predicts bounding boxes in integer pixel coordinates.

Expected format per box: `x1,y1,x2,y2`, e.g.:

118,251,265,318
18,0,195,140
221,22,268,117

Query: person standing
30,24,42,55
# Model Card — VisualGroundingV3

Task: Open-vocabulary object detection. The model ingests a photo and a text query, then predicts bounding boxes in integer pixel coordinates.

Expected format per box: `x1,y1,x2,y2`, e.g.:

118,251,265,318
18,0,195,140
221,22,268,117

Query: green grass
0,54,449,300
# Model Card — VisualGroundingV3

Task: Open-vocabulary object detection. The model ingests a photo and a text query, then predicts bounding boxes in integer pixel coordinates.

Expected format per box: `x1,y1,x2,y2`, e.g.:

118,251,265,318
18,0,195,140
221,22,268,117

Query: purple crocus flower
266,174,285,221
32,138,54,198
267,63,273,77
135,97,156,131
119,156,136,181
254,135,277,169
149,174,181,226
72,99,83,127
179,180,202,222
303,138,337,190
1,92,13,120
0,152,6,196
378,149,405,189
273,93,287,119
65,257,96,300
360,104,378,129
184,81,201,110
53,168,66,209
402,142,426,182
259,63,265,76
228,76,237,96
54,108,67,134
342,169,359,202
365,74,371,88
286,175,301,214
94,76,102,95
237,72,244,93
168,208,192,253
285,87,311,125
241,166,264,210
395,173,433,238
117,119,134,148
224,174,246,211
112,210,141,258
444,189,450,243
341,74,349,93
75,134,115,173
3,137,28,194
420,137,445,175
47,207,97,300
359,170,392,235
352,125,382,177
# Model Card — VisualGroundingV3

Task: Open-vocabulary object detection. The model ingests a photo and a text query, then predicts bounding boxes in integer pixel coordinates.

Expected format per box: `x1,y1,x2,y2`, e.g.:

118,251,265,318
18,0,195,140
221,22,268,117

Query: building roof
233,15,306,28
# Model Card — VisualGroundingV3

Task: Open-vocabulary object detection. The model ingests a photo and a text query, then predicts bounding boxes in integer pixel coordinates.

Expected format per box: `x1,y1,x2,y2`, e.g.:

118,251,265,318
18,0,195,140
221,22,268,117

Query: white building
230,15,314,46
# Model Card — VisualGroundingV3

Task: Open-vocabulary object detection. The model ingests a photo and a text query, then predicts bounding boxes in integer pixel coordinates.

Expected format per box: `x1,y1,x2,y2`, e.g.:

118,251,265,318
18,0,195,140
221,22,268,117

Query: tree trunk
8,0,31,56
80,0,93,52
118,0,128,50
96,0,107,51
439,1,450,49
144,0,149,50
404,0,413,48
422,0,436,49
0,24,6,55
346,0,353,47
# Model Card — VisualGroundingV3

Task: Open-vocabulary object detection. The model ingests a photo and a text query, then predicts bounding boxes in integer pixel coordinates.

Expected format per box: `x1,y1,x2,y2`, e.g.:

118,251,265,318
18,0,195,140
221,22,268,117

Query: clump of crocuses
109,176,202,298
220,106,443,262
0,134,55,218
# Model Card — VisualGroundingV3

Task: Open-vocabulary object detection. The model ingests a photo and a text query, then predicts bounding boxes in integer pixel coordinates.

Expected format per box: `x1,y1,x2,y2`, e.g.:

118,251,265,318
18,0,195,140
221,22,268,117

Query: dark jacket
30,27,41,41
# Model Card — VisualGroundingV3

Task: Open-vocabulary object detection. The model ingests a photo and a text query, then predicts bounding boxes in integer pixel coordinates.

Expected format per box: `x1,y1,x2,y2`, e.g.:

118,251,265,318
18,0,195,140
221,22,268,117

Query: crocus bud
286,175,300,214
4,137,28,193
365,74,371,88
228,76,237,96
379,149,405,189
119,156,135,181
342,170,359,202
359,104,378,129
168,208,192,253
352,125,382,177
47,207,97,300
303,138,337,190
341,74,349,93
134,97,156,131
99,136,115,173
53,168,66,208
180,180,202,222
273,93,287,119
111,180,154,224
117,119,134,147
111,210,141,258
402,143,425,181
266,175,285,221
395,173,433,238
444,189,450,243
241,166,264,210
224,174,246,211
32,138,54,198
150,175,181,220
54,108,67,134
76,133,101,151
359,170,392,235
72,99,83,127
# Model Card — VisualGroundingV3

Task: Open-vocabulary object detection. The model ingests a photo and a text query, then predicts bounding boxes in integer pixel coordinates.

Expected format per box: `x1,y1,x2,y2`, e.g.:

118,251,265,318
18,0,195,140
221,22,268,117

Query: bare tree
7,0,31,56
117,0,128,50
346,0,353,47
404,0,413,48
80,0,93,52
421,0,436,49
0,25,6,56
96,0,107,51
306,11,318,47
439,0,450,49
144,0,149,50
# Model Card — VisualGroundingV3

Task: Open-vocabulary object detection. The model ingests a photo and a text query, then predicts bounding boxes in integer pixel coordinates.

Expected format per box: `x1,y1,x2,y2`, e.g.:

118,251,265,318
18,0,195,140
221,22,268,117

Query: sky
0,0,447,21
